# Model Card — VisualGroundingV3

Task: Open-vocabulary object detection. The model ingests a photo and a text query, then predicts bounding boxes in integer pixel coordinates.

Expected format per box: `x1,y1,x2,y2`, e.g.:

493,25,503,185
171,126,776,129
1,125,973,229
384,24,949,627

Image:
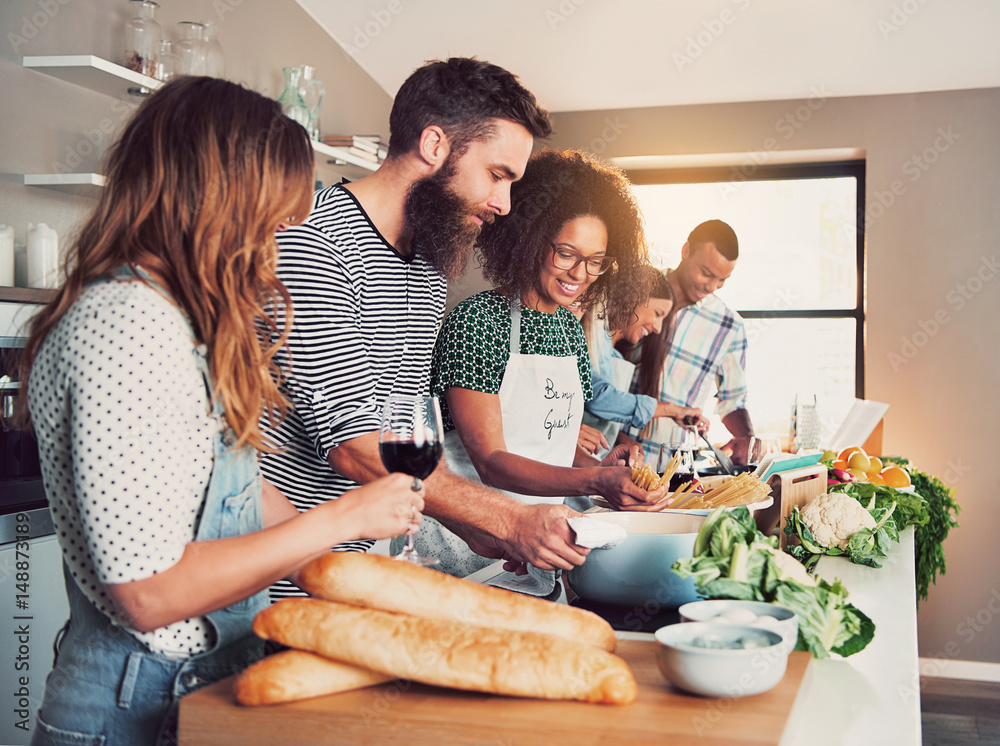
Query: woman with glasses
422,149,663,579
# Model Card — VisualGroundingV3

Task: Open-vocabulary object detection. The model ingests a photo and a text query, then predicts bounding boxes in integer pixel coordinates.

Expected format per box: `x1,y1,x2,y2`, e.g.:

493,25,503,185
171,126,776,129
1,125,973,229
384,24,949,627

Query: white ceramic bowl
654,622,789,698
678,599,798,654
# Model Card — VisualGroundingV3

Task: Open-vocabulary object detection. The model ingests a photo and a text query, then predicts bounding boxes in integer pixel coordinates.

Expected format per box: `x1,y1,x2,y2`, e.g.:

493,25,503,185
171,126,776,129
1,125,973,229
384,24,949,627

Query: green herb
672,507,876,659
882,457,960,605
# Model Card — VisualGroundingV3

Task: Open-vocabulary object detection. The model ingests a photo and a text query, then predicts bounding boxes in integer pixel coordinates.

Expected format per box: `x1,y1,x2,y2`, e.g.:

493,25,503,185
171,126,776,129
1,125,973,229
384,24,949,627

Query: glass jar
276,66,310,129
155,39,178,82
175,21,207,76
202,21,225,78
124,0,161,78
298,65,325,141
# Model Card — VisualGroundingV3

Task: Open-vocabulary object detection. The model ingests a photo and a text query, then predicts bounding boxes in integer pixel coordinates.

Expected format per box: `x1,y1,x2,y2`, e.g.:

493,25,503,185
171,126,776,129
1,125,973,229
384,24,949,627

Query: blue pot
566,511,706,610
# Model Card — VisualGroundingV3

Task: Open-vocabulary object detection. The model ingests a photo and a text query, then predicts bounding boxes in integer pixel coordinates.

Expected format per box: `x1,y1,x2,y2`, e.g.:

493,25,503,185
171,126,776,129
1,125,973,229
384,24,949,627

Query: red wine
380,440,443,480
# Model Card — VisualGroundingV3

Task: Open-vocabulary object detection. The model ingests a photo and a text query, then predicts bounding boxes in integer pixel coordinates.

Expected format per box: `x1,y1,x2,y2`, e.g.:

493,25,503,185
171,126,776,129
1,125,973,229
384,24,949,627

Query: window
628,162,865,445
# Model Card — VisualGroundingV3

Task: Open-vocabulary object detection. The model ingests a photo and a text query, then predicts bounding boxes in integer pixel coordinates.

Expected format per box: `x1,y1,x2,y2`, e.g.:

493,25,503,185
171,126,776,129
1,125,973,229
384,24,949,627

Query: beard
403,158,494,282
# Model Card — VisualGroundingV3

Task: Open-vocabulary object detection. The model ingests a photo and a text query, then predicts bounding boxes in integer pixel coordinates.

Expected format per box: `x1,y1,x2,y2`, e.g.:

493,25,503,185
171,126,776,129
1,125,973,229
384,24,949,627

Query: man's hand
463,503,590,573
722,437,757,465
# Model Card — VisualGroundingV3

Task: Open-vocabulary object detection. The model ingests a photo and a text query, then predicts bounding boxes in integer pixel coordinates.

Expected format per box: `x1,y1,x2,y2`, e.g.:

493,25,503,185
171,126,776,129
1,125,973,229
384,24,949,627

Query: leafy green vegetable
882,457,960,605
783,494,898,569
827,481,929,530
775,579,876,658
672,507,875,658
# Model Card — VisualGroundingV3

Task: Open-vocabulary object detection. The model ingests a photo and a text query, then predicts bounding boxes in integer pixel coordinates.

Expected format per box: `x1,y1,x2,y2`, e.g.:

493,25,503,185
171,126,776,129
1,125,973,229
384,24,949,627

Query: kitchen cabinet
0,515,70,746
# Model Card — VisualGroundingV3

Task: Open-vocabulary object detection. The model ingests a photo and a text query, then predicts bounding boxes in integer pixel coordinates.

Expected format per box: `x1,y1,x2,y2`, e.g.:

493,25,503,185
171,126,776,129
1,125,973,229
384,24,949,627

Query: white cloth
568,516,629,549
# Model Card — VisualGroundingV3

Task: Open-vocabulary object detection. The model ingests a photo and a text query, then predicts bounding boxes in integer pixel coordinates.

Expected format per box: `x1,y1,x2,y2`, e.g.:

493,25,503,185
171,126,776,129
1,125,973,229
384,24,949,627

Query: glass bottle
175,21,207,76
155,39,178,82
202,21,225,78
124,0,161,78
298,65,326,141
276,66,310,129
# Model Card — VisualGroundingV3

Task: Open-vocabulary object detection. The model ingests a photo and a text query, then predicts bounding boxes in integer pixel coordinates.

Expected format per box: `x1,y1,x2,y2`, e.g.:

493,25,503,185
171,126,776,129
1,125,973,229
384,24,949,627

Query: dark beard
403,160,492,282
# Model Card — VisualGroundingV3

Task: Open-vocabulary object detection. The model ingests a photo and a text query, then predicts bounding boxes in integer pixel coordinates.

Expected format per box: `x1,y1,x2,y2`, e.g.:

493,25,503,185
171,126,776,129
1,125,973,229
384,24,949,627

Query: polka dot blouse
28,278,217,655
430,290,593,431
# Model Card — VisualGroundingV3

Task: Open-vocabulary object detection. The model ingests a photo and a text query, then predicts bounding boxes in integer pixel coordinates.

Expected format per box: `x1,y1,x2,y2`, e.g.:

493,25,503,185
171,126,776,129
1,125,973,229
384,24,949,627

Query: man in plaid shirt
625,219,756,464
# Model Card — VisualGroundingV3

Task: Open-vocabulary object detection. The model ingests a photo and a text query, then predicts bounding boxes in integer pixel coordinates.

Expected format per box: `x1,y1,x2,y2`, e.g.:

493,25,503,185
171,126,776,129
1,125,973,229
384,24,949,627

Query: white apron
582,353,637,455
408,299,584,580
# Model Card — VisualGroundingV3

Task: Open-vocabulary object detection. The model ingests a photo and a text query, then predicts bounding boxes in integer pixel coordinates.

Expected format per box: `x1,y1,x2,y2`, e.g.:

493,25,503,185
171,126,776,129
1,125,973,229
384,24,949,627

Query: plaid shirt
623,292,748,461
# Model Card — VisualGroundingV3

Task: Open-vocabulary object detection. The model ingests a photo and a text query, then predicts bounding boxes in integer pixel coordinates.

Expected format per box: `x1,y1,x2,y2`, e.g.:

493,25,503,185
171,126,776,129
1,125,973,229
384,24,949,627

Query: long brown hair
615,266,676,398
18,76,314,450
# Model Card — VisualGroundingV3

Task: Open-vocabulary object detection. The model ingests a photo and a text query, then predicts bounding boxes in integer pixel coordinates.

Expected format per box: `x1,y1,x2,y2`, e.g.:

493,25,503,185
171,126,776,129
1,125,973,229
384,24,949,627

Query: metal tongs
701,431,736,475
681,414,736,475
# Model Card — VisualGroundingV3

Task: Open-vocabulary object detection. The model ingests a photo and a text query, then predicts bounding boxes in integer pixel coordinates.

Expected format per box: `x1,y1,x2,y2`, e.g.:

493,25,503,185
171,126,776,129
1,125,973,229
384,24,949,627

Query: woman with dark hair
19,77,421,744
581,266,708,451
423,149,664,579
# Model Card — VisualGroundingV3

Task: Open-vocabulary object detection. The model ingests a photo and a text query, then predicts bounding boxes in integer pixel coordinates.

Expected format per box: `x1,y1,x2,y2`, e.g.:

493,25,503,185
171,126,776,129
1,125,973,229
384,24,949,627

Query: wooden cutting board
179,641,811,746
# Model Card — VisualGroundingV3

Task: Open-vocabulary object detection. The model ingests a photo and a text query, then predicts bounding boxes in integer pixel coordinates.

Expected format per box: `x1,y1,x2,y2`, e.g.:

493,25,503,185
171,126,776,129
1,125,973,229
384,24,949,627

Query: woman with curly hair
423,149,665,580
580,266,709,452
18,77,421,744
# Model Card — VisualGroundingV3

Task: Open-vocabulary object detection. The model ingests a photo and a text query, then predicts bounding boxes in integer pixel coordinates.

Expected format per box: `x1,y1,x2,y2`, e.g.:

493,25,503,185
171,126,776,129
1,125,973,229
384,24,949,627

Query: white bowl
654,622,789,698
678,599,798,654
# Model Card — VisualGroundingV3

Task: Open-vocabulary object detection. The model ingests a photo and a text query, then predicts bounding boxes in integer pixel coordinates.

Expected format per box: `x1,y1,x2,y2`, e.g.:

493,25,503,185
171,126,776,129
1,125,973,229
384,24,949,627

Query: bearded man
262,58,600,598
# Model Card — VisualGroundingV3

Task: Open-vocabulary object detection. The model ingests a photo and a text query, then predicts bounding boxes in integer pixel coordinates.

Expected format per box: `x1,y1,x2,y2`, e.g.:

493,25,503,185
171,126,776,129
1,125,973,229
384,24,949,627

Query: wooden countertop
179,642,811,746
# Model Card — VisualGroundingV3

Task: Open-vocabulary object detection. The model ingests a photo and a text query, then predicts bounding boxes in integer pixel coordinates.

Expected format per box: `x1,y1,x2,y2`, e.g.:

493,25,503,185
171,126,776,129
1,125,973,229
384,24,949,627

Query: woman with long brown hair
19,76,421,745
581,266,708,451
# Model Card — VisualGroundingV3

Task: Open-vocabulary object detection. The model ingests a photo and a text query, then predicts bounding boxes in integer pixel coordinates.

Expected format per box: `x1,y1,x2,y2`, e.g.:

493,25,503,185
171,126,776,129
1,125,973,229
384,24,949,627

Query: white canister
27,223,59,289
0,225,13,286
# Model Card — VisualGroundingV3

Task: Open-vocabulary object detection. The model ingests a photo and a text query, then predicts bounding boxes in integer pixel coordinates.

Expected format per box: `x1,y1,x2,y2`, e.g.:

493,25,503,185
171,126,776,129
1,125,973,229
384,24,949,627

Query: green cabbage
671,507,875,659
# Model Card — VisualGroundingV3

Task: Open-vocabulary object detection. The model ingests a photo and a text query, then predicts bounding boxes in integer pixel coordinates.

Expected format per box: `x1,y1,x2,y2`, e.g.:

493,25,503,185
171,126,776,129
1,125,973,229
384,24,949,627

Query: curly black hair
476,149,651,331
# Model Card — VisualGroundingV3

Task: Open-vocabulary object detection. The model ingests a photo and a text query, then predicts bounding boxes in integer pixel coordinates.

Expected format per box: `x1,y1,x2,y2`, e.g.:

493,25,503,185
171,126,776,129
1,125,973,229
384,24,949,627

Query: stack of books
320,135,389,164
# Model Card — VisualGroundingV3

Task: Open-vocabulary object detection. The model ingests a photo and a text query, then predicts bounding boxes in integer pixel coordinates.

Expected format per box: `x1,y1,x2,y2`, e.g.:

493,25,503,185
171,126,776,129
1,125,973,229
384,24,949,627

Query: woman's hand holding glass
379,394,443,566
334,472,425,540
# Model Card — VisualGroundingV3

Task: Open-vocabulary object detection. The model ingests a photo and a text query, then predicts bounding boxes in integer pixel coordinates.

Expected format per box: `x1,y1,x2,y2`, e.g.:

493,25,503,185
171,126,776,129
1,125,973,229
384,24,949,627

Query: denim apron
32,269,269,746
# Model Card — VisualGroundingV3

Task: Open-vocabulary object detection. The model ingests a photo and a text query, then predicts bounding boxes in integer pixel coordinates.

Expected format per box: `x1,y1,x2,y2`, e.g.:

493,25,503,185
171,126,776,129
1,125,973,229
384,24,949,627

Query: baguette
254,599,637,705
297,552,616,652
234,650,393,706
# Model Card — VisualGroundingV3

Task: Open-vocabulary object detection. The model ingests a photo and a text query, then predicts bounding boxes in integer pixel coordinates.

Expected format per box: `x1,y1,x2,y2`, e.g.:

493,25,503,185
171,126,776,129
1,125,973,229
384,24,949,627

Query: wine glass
659,432,696,490
379,394,443,566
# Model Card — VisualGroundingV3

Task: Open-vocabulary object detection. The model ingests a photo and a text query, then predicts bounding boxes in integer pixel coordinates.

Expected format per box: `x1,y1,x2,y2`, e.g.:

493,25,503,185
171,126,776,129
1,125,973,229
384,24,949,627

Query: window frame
625,160,867,399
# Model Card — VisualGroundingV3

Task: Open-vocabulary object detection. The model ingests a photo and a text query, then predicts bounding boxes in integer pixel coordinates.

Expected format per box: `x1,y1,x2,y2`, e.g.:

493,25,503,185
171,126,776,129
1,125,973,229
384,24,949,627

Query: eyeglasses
550,244,617,276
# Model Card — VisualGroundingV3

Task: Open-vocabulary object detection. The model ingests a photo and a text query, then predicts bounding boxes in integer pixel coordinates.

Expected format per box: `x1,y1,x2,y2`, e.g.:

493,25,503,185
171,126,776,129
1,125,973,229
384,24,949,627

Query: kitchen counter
781,525,920,745
610,526,920,744
179,528,919,745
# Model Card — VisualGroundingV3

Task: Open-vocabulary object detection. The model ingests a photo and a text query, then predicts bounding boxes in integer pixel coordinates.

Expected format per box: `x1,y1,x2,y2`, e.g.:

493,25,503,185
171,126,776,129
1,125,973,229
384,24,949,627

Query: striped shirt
623,291,748,461
260,184,446,597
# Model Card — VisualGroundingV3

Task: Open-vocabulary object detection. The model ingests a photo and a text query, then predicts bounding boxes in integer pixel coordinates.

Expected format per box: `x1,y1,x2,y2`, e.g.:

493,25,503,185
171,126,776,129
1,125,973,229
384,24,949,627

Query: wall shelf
0,287,57,304
312,140,379,172
21,54,160,98
23,173,106,198
18,55,378,195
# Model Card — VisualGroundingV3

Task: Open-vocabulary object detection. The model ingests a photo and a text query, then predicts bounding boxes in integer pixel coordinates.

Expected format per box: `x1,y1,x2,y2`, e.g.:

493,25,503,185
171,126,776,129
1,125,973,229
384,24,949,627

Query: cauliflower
752,541,817,586
800,492,876,550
